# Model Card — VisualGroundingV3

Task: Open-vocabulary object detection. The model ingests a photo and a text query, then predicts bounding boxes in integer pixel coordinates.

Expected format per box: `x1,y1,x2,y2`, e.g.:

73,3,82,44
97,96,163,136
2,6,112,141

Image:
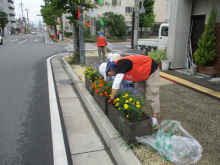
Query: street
0,33,67,164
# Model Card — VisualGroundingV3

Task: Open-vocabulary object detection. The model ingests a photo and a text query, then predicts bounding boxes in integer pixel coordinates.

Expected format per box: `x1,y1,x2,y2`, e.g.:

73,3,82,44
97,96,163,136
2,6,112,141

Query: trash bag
106,42,112,52
136,120,203,165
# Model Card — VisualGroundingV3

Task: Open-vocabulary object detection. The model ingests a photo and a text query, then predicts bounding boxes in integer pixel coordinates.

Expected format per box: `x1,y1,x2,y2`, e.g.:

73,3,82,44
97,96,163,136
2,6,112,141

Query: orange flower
100,93,103,96
99,77,102,80
95,86,97,89
102,89,104,92
100,79,103,83
106,87,109,89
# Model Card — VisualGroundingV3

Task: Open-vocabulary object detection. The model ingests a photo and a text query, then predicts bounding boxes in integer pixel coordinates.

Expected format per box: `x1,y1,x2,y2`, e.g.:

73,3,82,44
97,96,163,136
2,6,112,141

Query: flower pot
94,92,108,115
85,75,94,96
108,104,152,143
161,60,170,71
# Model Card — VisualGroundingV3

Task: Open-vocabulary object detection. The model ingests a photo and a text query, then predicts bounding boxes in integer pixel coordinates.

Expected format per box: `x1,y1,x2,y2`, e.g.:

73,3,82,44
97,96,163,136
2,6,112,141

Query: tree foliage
102,12,127,37
0,11,9,35
194,7,217,66
139,0,155,36
42,0,96,63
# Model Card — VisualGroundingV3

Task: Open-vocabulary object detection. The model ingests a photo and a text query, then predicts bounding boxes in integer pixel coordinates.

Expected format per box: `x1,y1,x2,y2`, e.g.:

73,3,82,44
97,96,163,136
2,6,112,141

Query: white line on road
18,39,27,44
47,54,68,165
35,39,39,41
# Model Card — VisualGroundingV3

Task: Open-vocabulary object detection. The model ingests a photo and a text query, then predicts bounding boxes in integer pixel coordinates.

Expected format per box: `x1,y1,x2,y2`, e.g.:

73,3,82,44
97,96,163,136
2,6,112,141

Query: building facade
167,0,220,69
0,0,16,34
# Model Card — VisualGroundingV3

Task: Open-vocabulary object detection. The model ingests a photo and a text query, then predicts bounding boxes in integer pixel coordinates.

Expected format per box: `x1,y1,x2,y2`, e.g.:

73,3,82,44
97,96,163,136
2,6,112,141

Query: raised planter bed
85,75,94,96
94,92,108,115
108,104,152,143
197,66,220,76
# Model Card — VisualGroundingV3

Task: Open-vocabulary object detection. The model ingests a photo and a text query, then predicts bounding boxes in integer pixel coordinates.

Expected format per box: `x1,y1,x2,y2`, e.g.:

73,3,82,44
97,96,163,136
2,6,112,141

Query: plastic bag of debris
136,120,203,165
106,42,113,52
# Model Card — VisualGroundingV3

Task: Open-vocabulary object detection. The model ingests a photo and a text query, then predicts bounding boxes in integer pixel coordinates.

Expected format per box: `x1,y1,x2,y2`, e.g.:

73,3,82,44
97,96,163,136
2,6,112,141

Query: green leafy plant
113,86,144,122
91,78,113,98
84,63,100,82
148,49,167,63
194,6,217,66
67,52,77,64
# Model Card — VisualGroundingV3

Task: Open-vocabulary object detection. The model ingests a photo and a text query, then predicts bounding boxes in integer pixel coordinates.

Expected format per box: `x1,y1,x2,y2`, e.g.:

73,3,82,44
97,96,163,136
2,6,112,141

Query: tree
0,11,9,36
41,2,63,40
46,0,96,63
139,0,155,36
102,12,127,37
194,7,217,66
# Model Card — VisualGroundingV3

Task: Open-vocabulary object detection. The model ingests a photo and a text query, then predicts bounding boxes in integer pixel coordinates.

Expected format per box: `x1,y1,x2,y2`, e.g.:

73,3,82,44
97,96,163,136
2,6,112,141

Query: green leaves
194,6,217,66
0,11,9,34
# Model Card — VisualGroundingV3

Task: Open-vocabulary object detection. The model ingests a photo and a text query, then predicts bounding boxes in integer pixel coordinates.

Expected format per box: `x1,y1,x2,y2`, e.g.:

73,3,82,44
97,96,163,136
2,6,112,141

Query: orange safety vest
97,36,106,47
115,55,152,81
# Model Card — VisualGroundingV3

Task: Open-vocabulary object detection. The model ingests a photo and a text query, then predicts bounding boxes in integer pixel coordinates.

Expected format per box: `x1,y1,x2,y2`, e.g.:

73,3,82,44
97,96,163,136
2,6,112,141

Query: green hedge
64,32,72,37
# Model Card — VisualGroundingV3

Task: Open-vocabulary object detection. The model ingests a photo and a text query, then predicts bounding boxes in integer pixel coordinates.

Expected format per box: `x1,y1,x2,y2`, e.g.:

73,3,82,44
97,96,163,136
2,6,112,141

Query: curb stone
61,55,142,165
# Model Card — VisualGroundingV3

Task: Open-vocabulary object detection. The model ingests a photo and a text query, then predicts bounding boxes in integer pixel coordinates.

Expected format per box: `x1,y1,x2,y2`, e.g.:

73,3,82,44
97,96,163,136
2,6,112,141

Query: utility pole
79,4,85,66
19,2,24,34
25,8,29,33
132,0,139,49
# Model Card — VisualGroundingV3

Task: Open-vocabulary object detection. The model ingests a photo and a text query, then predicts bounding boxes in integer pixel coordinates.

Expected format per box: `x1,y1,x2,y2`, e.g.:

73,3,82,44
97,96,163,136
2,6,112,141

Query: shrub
64,32,72,37
194,7,217,66
148,49,167,63
92,78,113,98
113,85,144,122
84,63,100,82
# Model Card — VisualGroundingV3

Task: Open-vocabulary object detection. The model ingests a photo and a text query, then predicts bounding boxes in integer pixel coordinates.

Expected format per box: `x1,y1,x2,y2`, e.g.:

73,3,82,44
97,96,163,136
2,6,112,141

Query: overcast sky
14,0,44,25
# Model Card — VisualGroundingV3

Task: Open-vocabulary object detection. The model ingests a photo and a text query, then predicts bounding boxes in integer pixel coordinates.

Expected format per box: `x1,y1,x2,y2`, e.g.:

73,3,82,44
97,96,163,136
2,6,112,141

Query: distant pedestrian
57,30,60,40
97,29,107,63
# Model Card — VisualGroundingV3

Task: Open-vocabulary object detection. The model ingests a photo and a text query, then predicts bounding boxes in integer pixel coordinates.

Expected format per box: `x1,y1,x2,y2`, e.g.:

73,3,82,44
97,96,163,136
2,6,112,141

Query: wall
167,0,192,69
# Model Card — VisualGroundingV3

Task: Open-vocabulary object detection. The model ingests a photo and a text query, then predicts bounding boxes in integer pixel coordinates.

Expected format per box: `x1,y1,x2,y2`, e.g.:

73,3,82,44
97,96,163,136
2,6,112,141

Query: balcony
8,6,15,10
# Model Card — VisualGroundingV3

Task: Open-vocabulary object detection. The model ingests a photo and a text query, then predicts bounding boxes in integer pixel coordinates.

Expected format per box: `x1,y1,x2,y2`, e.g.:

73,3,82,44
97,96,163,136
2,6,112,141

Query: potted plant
194,7,220,76
108,85,152,143
147,49,168,70
91,78,113,115
84,63,100,95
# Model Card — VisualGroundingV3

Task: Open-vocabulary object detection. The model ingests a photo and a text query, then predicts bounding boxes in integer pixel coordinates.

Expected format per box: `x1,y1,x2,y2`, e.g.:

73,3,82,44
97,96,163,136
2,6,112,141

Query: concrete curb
61,57,141,165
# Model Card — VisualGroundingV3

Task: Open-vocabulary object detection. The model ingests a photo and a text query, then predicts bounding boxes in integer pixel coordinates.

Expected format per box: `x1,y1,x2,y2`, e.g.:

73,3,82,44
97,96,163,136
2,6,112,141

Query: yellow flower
118,108,120,110
136,105,141,108
95,77,97,79
125,94,128,97
90,64,93,66
125,100,129,103
126,115,129,118
109,94,111,97
136,101,140,105
124,104,129,109
115,103,119,107
129,98,133,102
90,80,92,82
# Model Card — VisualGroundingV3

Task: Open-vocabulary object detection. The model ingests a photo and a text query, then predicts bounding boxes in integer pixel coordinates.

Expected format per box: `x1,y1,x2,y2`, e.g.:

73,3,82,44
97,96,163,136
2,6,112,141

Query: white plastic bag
136,120,203,165
106,42,112,52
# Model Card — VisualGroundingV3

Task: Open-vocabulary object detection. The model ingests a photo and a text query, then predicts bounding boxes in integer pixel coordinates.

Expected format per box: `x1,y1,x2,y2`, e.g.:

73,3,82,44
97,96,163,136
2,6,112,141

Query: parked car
138,23,169,55
31,30,36,35
0,35,3,45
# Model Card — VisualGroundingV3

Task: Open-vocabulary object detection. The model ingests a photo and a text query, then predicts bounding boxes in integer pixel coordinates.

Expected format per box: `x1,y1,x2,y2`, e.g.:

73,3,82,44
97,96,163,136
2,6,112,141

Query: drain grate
59,79,72,85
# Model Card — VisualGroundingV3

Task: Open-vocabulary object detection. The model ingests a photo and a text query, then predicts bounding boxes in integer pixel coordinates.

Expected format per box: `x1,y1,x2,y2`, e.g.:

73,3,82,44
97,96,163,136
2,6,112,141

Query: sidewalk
51,38,220,164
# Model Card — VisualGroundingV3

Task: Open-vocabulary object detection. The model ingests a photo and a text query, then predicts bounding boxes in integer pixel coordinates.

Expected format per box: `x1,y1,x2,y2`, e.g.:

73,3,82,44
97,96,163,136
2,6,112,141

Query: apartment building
0,0,16,34
62,0,169,33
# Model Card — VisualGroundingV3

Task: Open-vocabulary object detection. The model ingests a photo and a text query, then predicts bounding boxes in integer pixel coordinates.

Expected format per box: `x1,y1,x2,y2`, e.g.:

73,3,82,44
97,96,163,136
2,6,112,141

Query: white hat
99,62,107,81
109,53,121,62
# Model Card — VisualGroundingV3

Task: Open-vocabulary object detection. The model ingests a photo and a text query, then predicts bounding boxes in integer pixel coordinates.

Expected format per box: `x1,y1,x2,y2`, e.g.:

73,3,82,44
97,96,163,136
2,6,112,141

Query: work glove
108,98,115,104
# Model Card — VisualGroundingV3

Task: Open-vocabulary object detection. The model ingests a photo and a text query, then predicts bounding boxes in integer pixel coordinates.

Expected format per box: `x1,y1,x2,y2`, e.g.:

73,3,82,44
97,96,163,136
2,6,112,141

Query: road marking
47,54,68,165
18,39,27,44
160,72,220,98
35,39,39,41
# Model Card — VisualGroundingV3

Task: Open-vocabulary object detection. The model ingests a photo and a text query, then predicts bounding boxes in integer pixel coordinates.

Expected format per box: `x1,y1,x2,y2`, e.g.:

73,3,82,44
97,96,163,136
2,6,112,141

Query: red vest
97,36,106,47
115,55,152,81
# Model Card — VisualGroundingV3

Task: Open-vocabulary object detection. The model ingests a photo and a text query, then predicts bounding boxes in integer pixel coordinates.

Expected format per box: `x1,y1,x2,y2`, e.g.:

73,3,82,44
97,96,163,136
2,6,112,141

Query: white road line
35,39,39,41
47,54,68,165
18,39,27,44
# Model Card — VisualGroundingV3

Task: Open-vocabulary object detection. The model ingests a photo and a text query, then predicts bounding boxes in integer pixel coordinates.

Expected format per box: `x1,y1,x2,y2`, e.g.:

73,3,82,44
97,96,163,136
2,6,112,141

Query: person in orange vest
97,29,107,63
99,55,160,130
57,30,60,40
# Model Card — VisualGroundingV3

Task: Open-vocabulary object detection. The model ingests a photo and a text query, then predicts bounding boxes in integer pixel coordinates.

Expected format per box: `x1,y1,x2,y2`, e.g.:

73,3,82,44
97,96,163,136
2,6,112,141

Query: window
161,26,168,36
125,7,134,14
112,0,121,6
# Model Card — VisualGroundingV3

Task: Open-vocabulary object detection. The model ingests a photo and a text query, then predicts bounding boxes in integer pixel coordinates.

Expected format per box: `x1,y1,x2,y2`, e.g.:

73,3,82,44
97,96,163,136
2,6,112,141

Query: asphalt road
0,33,67,164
